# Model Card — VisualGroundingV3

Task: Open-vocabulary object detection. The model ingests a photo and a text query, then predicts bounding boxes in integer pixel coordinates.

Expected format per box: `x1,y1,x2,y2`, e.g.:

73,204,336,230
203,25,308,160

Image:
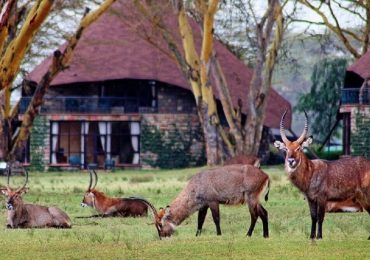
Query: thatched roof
27,1,291,129
347,50,370,79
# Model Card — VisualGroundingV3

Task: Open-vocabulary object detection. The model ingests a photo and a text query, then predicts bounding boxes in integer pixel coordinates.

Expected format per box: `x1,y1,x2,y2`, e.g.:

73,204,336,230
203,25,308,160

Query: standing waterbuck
274,111,370,239
0,166,71,228
80,169,148,217
143,165,270,238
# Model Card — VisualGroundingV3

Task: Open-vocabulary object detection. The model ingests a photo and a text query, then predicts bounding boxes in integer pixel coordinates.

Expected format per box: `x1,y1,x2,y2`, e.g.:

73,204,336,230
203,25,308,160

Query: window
50,121,81,164
110,122,140,164
50,121,141,167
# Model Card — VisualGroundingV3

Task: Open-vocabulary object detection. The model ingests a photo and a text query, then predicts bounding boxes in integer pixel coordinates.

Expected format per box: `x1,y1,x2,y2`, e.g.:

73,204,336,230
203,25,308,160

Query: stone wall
157,83,197,113
350,106,370,158
29,115,49,171
140,113,206,168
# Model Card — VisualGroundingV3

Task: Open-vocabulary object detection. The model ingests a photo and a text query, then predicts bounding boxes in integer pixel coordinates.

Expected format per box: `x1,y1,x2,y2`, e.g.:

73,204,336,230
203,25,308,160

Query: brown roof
347,50,370,79
28,1,291,129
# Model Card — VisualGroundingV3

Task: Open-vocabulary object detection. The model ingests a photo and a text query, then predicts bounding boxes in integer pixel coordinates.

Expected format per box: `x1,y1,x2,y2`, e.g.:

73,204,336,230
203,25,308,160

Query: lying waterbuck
1,167,71,228
80,169,148,217
326,198,363,213
274,111,370,239
143,165,270,238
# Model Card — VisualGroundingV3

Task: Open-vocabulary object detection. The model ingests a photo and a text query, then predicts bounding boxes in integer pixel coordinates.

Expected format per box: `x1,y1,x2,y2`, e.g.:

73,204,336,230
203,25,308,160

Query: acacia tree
294,0,370,59
130,0,285,164
0,0,116,162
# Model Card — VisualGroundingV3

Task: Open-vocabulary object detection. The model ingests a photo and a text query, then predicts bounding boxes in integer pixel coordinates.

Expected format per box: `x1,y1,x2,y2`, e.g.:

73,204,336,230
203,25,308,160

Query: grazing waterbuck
274,110,370,239
143,165,270,239
224,155,261,168
1,166,71,228
80,169,148,217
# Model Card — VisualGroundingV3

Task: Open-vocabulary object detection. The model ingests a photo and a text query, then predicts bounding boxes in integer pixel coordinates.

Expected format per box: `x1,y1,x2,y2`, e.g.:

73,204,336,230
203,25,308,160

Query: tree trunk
2,0,115,160
177,4,223,165
244,0,284,155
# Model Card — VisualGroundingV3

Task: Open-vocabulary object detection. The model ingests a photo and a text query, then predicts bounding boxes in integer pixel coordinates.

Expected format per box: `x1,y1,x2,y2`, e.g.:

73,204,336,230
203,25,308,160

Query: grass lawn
0,166,368,259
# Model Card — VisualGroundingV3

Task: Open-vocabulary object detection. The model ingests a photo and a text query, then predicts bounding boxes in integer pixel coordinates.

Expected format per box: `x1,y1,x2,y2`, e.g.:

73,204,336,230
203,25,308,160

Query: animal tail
130,197,158,215
264,178,270,202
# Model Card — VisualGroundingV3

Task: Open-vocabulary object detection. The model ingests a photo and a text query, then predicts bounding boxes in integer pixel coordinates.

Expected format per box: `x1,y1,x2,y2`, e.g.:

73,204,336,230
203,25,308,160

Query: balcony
19,97,158,114
341,88,370,105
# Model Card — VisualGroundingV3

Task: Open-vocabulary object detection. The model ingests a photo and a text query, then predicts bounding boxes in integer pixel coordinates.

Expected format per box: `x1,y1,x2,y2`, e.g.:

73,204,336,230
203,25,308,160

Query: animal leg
364,206,370,240
196,206,208,236
307,199,318,239
257,204,269,238
209,202,221,235
247,203,258,237
316,202,326,239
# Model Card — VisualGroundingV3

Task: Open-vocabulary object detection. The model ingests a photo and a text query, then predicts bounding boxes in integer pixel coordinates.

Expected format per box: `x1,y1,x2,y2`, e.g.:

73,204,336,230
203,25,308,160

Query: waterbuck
143,165,270,239
1,166,71,228
274,111,370,239
224,155,261,168
80,169,148,217
326,198,363,213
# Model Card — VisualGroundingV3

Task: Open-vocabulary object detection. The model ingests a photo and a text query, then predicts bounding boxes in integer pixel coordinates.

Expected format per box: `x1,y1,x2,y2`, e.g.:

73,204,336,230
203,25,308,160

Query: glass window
50,121,81,164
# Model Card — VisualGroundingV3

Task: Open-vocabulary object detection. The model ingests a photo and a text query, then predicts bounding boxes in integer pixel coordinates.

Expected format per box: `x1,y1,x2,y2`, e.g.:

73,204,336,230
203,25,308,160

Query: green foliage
0,168,369,259
314,150,342,160
295,58,348,142
352,112,370,158
29,116,48,171
141,122,206,168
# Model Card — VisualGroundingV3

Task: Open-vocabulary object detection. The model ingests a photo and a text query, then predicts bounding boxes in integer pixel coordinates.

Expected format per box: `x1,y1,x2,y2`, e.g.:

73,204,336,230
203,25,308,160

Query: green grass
0,166,369,259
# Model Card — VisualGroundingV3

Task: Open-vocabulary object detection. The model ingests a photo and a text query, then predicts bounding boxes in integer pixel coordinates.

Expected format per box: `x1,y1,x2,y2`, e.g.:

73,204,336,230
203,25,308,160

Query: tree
294,0,370,59
128,0,285,164
0,0,117,162
295,58,347,142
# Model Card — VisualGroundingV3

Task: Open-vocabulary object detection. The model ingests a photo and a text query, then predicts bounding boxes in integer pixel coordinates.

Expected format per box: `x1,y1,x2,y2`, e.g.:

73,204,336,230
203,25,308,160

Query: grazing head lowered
1,165,71,228
143,165,270,239
81,169,148,217
274,110,370,240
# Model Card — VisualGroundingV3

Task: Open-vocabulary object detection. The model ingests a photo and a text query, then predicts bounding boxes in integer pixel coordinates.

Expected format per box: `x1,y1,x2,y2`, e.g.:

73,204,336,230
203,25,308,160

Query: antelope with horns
142,165,270,238
0,165,72,228
80,169,148,217
274,111,370,240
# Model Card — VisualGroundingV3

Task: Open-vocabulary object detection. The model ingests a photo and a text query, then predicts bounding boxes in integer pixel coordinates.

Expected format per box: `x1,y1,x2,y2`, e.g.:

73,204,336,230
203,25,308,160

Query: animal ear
302,136,313,148
0,188,8,196
165,205,171,215
18,187,29,195
274,140,286,150
158,207,165,219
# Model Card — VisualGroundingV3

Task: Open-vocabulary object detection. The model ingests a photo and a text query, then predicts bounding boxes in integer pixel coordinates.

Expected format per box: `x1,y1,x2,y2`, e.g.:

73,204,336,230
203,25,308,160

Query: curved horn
296,110,309,144
87,169,93,190
132,198,161,239
16,168,28,192
280,109,290,144
92,169,98,189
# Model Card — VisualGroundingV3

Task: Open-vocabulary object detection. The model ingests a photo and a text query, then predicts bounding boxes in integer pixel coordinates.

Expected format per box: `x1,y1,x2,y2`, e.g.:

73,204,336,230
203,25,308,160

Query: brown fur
224,155,261,168
275,134,370,239
1,187,71,228
82,189,148,217
326,199,363,213
152,165,270,238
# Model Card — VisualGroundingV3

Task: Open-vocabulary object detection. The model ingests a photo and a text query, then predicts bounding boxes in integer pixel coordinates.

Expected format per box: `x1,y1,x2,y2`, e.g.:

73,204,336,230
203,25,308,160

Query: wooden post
342,112,351,155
